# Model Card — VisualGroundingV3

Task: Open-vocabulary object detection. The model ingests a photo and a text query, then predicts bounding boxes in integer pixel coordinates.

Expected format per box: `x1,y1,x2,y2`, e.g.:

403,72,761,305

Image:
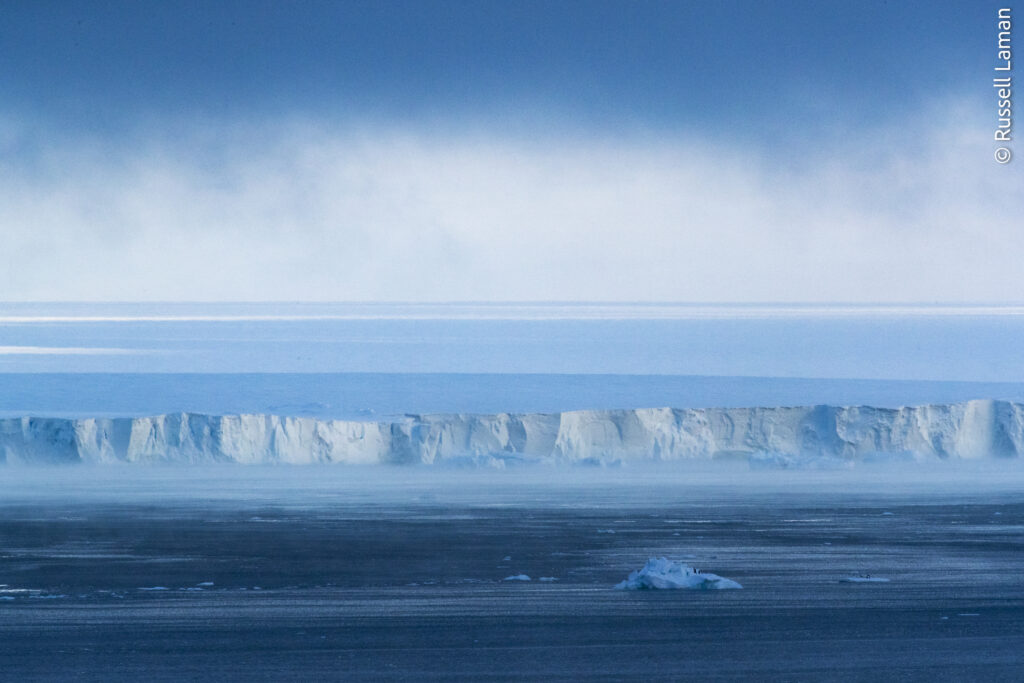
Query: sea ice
504,574,531,581
615,558,742,590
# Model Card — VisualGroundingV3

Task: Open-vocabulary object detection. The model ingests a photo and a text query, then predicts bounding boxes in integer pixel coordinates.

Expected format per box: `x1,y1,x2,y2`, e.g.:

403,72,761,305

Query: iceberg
1,399,1024,466
615,558,742,590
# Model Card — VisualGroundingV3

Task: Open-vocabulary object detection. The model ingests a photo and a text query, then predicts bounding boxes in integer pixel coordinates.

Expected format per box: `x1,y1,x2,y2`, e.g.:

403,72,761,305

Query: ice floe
615,558,742,590
839,576,890,583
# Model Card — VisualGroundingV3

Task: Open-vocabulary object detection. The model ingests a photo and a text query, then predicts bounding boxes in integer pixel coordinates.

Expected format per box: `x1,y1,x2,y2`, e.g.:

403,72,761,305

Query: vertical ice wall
1,400,1023,465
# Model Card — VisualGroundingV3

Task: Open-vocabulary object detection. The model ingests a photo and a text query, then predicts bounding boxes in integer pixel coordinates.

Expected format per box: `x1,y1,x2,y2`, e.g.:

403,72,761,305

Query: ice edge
1,399,1022,466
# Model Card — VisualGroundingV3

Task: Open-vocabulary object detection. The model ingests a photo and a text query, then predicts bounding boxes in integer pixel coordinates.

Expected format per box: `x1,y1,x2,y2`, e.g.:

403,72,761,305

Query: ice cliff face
2,400,1023,466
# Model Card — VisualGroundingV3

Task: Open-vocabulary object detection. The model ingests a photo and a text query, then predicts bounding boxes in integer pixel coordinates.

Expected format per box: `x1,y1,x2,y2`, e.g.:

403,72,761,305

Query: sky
0,0,1020,302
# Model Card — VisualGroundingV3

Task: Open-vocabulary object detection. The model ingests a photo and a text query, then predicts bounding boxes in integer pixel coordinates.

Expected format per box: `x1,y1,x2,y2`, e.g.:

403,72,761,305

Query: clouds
0,104,1020,302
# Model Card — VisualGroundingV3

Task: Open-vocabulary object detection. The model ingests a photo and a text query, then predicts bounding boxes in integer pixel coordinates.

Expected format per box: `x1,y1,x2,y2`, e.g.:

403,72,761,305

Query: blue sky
0,1,1020,301
2,1,995,138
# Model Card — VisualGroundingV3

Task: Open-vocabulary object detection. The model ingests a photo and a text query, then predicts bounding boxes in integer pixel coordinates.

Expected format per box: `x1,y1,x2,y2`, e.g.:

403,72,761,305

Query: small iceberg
503,574,531,581
615,558,742,590
839,575,890,583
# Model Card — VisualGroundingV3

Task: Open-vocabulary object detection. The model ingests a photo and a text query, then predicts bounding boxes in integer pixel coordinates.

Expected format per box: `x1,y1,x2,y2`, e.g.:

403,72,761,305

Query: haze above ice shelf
6,302,1024,322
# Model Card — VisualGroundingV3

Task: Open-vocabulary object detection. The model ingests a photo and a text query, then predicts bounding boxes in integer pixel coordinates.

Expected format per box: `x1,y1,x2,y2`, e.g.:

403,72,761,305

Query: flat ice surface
4,373,1024,420
5,302,1024,381
4,303,1024,419
615,557,742,590
4,303,1024,468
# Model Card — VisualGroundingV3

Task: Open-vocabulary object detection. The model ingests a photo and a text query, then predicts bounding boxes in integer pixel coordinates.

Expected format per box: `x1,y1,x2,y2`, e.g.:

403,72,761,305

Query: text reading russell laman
995,8,1013,145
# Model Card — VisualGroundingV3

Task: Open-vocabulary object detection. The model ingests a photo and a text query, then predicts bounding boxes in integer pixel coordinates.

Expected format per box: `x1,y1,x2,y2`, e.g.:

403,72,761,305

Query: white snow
615,558,742,590
3,399,1024,465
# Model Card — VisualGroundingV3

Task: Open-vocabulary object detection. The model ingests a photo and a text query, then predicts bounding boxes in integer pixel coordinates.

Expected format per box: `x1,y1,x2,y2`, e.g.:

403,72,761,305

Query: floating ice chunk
615,558,742,590
538,577,558,582
839,576,890,583
138,586,169,591
197,582,214,586
501,556,511,561
504,574,531,581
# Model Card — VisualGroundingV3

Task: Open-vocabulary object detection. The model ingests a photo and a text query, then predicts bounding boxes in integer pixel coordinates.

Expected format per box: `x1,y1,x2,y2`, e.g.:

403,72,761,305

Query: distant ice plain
4,303,1024,421
2,302,1024,381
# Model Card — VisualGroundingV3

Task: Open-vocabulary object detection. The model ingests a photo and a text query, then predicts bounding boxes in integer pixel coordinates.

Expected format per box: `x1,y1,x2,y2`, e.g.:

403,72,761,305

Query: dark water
2,480,1023,681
